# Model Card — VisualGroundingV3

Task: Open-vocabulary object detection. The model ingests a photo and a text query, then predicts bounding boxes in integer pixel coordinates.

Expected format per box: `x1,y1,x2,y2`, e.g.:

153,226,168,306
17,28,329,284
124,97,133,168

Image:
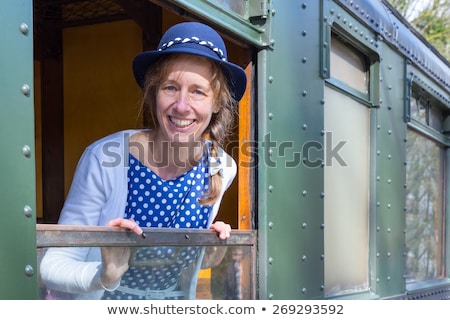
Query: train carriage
1,0,449,300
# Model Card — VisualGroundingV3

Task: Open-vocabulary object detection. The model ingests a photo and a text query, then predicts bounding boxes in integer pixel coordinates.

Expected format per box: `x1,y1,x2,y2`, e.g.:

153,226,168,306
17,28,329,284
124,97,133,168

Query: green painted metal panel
162,0,269,48
374,44,407,298
0,0,38,299
258,0,325,299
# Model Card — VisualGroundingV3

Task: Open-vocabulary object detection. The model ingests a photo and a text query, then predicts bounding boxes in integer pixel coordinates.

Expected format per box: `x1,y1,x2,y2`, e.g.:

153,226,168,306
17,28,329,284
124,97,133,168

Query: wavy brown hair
140,53,237,206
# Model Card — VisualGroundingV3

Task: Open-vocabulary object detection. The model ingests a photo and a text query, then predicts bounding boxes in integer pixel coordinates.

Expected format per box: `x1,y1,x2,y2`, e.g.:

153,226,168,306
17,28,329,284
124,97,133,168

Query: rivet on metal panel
302,288,307,294
268,112,273,120
302,222,307,228
268,221,273,229
302,190,307,196
268,185,273,192
268,257,273,264
22,145,32,158
21,84,30,96
320,224,325,230
19,23,29,35
301,3,307,9
302,255,307,262
268,76,273,83
302,57,307,63
268,293,273,299
23,205,33,218
302,124,308,130
24,265,34,277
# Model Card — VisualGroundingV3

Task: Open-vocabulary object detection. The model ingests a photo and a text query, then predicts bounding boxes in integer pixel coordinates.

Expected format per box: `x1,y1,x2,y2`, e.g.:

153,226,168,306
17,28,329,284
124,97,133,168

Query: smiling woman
39,21,247,300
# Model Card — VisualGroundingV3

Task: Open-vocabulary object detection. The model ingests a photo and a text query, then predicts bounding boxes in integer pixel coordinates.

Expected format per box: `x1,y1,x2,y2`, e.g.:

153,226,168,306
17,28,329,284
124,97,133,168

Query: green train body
1,0,449,300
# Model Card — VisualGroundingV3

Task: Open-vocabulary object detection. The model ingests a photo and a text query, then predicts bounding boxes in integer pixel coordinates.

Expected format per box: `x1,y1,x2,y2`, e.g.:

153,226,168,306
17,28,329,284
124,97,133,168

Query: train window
405,130,445,283
330,36,369,95
324,87,370,297
410,82,444,132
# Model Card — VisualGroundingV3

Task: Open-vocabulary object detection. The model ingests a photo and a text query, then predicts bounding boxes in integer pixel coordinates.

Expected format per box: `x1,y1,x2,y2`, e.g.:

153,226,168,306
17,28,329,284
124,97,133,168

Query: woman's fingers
210,221,231,240
106,218,144,236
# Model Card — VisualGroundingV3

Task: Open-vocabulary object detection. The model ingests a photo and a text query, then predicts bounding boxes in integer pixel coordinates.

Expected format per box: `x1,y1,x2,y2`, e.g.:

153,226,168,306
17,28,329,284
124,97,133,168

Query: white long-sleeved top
39,129,236,299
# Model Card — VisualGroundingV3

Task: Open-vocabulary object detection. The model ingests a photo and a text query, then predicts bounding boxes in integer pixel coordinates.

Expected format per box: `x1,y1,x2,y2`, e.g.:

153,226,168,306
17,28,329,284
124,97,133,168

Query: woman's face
155,54,217,144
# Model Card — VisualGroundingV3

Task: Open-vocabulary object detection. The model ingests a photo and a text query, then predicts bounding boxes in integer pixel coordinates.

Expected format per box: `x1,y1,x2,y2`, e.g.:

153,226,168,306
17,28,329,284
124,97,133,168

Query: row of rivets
20,21,34,279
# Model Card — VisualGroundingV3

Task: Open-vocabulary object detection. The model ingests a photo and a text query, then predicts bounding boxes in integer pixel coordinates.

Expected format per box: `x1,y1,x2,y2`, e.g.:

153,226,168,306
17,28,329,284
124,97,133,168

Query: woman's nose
173,91,190,113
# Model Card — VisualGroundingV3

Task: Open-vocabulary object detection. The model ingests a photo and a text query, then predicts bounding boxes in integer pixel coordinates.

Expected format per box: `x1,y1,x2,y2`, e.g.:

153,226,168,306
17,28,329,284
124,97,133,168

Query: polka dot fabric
103,151,213,300
124,153,211,229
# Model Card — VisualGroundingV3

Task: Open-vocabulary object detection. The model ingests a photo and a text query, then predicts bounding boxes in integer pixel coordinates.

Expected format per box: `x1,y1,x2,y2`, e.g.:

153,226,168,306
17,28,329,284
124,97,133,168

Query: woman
40,21,247,300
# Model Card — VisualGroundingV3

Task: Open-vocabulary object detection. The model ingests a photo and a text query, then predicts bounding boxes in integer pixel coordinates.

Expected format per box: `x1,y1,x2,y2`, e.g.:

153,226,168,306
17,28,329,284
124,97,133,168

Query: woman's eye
161,85,177,95
193,89,204,96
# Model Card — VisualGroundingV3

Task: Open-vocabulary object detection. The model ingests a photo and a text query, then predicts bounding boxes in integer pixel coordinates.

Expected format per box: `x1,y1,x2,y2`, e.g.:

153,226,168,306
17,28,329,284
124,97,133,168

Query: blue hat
132,22,247,101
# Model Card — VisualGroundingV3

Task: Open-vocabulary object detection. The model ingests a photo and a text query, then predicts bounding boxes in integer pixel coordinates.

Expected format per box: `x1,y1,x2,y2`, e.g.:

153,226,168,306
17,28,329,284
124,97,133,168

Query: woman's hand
100,218,144,287
210,221,231,240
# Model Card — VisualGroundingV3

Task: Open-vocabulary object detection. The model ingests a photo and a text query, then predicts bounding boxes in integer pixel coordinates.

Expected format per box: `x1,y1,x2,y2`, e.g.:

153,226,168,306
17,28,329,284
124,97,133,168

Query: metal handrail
36,224,257,247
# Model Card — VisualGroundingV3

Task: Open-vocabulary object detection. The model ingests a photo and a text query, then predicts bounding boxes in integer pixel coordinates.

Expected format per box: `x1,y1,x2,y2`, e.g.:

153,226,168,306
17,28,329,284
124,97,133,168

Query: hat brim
132,48,247,102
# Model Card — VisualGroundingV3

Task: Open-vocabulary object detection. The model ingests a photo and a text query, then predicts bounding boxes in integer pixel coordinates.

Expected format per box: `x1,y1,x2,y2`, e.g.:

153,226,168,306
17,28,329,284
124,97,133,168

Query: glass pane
410,83,444,132
209,0,248,18
37,245,253,300
405,130,444,283
324,86,370,297
330,36,369,94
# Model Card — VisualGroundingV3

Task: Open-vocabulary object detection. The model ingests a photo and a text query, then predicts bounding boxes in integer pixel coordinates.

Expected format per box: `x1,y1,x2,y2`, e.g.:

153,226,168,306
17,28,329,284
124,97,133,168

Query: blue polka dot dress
103,149,213,300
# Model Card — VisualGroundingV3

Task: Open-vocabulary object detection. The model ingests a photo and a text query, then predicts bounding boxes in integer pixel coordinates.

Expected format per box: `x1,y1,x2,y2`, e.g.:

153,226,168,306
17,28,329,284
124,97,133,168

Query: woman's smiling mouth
169,116,195,128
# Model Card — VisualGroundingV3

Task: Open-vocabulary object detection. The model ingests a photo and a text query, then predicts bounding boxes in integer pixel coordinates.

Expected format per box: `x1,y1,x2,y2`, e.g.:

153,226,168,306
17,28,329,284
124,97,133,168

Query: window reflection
37,245,253,300
405,130,444,282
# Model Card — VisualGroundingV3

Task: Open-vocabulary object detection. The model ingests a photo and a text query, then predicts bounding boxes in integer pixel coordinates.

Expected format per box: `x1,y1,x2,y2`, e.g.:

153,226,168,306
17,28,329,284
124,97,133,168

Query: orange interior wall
63,20,143,194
